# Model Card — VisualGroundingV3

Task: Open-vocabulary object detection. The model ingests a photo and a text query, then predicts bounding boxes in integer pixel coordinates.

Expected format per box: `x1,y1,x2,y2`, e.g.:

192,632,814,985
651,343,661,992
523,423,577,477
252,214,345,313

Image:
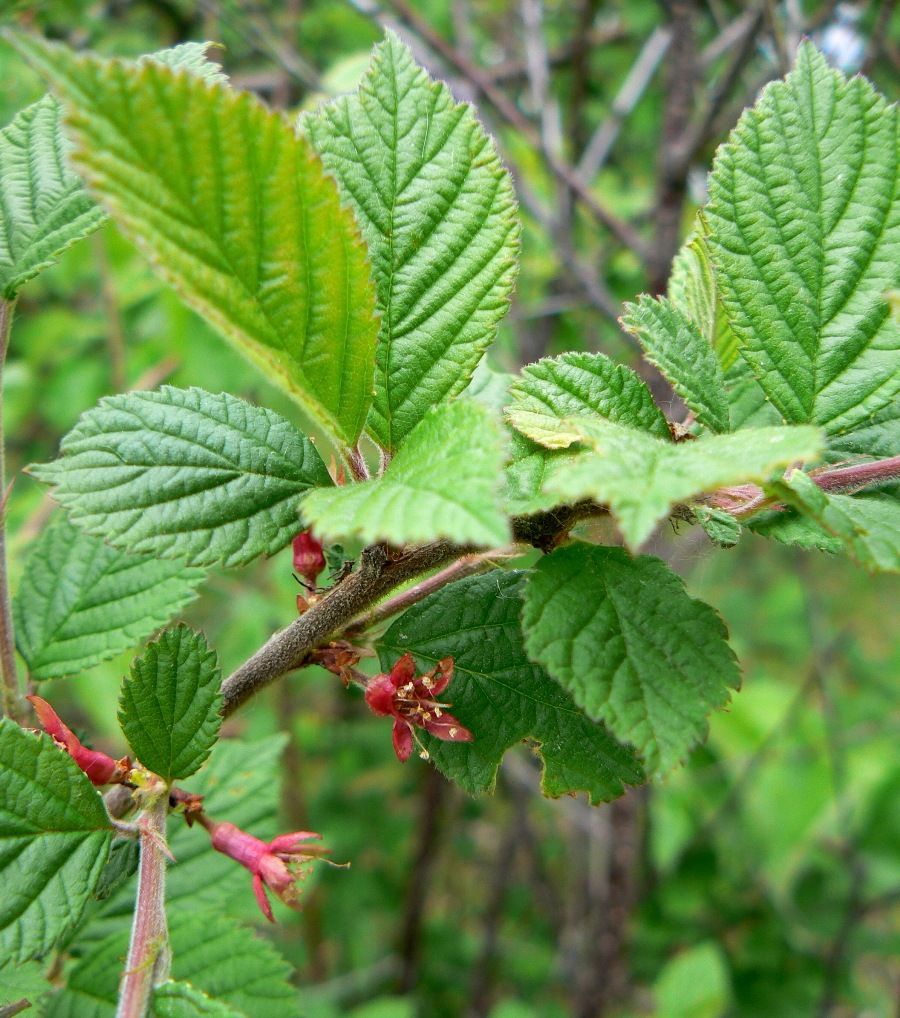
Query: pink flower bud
292,530,326,586
27,695,130,786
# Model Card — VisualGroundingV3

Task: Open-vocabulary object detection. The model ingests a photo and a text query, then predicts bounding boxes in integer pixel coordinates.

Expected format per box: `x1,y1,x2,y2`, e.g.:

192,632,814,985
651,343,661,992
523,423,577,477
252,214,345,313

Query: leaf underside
522,545,740,775
301,400,510,547
12,34,379,446
305,32,520,451
544,418,823,549
378,570,644,803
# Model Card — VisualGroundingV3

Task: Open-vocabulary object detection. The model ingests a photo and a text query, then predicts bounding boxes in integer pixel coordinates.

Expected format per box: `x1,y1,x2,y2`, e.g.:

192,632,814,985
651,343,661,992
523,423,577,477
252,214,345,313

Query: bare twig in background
397,766,451,993
91,231,127,392
577,25,672,181
650,0,699,294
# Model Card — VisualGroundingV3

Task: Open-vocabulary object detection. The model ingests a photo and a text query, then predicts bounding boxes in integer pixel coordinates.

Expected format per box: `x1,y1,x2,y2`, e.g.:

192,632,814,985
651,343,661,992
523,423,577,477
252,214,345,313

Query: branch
220,505,594,717
0,297,23,723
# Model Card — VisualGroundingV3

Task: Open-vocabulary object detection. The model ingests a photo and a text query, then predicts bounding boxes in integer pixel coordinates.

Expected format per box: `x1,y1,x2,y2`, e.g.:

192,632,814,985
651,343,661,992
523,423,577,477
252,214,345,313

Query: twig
370,0,650,260
116,791,171,1018
0,297,23,723
91,231,127,392
345,546,521,638
220,504,596,716
0,1002,31,1018
576,26,672,181
397,766,450,993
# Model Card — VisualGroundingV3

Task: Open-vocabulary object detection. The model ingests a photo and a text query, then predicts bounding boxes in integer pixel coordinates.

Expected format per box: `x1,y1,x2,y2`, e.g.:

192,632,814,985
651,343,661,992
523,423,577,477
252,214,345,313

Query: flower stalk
0,296,22,722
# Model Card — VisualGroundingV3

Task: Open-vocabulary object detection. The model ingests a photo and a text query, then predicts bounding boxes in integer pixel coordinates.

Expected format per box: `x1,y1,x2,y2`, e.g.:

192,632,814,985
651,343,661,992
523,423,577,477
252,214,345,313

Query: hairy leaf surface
522,545,740,775
13,34,378,446
505,351,669,449
0,721,111,963
0,42,223,298
771,471,900,573
621,295,730,433
706,42,899,439
302,401,510,547
305,33,519,451
378,571,644,802
14,513,204,680
119,626,222,781
154,983,246,1018
31,387,332,567
544,418,822,549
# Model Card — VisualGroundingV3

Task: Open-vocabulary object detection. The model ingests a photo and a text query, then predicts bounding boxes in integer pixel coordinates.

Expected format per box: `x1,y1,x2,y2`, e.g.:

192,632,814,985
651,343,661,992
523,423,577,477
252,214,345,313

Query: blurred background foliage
0,1,897,1016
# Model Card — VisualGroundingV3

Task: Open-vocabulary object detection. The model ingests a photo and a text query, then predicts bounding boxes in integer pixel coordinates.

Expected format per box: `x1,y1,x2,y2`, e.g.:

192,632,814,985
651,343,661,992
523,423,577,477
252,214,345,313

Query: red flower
292,530,326,586
27,695,130,786
199,817,328,922
365,653,473,762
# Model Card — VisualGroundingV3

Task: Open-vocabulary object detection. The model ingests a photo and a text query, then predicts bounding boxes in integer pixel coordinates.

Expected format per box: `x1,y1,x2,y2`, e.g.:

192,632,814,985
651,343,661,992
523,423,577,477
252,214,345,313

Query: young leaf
668,225,740,371
301,401,510,547
748,508,842,553
692,505,741,547
0,95,104,299
0,720,111,962
12,34,379,447
31,387,333,567
522,545,740,776
0,43,224,299
154,982,246,1018
45,910,295,1018
377,571,644,803
706,42,900,439
770,471,900,573
13,513,205,680
505,351,669,449
621,295,730,433
119,626,222,782
544,418,822,549
304,32,520,451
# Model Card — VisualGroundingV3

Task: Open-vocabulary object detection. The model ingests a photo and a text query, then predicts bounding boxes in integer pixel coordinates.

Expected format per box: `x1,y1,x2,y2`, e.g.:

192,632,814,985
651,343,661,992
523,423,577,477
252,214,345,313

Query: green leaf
12,34,379,447
653,942,731,1018
505,351,669,449
0,42,224,298
0,95,104,298
0,720,111,962
544,418,822,549
692,505,741,547
304,32,520,451
748,507,842,553
621,295,730,433
0,960,50,1008
521,545,740,775
706,42,900,439
45,910,295,1018
118,626,222,782
668,225,739,371
154,982,246,1018
377,571,644,803
770,471,900,573
31,387,332,567
14,513,205,680
143,42,227,84
301,401,510,547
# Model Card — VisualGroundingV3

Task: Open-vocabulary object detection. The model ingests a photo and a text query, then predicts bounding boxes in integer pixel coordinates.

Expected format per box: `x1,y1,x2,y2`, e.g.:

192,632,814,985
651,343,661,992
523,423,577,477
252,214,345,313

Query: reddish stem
810,455,900,493
116,794,170,1018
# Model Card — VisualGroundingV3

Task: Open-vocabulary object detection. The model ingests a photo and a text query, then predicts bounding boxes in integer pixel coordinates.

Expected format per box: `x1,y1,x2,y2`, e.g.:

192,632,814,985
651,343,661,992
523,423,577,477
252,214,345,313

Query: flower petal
392,719,414,762
423,712,472,743
389,653,417,688
253,871,275,923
